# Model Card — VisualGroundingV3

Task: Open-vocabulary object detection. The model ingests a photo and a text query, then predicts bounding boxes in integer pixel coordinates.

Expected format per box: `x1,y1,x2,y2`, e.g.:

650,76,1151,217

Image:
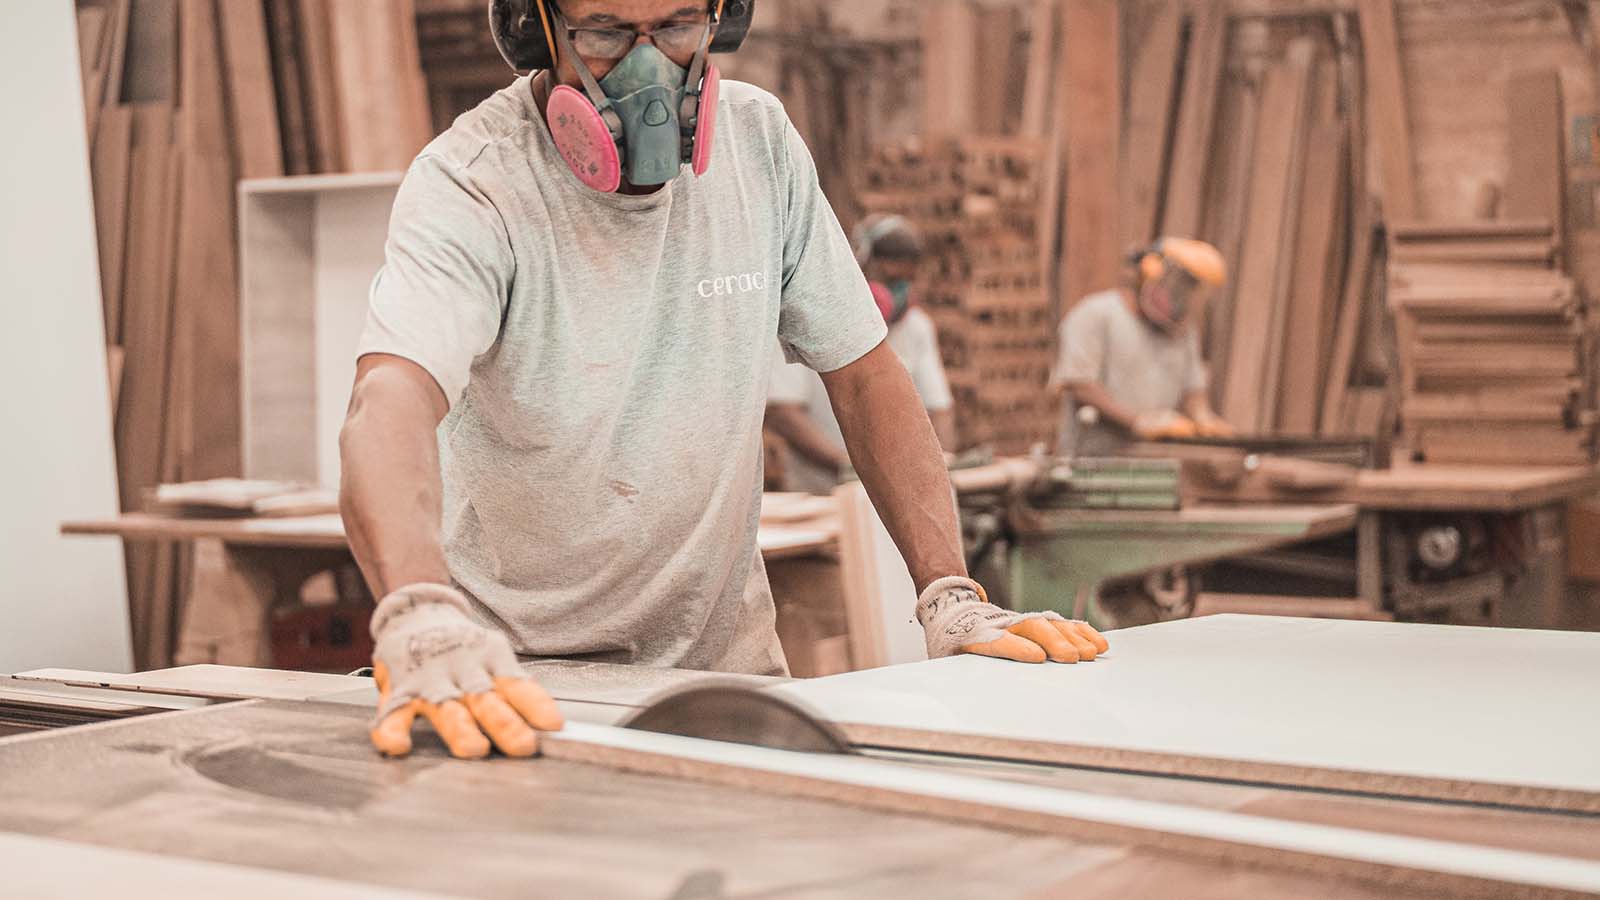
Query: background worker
766,214,956,493
341,0,1108,762
1050,237,1234,457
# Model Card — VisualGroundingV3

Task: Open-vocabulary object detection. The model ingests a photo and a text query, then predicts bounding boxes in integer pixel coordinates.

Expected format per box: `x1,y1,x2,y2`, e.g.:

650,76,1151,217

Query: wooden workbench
62,506,841,672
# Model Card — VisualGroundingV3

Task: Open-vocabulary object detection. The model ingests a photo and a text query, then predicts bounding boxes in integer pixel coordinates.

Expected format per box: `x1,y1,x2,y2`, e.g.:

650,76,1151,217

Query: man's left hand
917,576,1109,663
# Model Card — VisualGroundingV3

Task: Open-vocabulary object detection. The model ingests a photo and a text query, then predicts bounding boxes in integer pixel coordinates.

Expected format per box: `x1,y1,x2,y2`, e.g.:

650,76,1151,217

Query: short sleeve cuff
355,339,469,411
789,318,888,374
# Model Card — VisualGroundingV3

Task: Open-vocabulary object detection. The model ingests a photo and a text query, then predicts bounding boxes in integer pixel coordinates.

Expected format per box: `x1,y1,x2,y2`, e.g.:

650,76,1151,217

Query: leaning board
776,615,1600,813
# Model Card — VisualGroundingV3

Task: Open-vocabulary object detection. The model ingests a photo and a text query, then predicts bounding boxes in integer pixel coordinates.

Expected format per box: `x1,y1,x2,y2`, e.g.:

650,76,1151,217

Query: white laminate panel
774,615,1600,811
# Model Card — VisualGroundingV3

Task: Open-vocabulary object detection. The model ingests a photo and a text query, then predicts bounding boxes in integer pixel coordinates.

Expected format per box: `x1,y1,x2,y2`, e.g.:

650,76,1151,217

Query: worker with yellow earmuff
1049,237,1235,456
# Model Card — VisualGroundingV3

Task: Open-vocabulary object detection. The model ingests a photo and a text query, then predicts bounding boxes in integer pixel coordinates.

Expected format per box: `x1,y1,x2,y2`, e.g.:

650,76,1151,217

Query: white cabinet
238,172,401,487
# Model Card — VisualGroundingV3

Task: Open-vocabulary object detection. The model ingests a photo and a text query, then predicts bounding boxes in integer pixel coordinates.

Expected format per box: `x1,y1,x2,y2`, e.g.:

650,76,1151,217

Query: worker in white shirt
765,215,957,494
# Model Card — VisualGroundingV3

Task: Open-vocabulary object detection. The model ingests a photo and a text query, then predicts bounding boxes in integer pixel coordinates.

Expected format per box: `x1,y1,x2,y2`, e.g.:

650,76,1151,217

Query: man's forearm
764,403,850,474
1067,381,1141,431
929,408,957,451
339,364,451,597
824,343,965,593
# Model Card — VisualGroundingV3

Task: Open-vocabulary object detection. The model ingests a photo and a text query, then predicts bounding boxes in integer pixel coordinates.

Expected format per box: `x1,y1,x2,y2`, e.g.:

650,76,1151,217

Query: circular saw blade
620,681,852,754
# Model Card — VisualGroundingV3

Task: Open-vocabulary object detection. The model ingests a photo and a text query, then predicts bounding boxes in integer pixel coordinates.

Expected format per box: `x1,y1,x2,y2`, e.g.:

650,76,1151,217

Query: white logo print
697,271,769,298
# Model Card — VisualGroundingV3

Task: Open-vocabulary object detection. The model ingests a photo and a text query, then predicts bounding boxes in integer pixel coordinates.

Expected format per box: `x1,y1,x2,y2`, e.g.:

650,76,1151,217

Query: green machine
960,457,1358,631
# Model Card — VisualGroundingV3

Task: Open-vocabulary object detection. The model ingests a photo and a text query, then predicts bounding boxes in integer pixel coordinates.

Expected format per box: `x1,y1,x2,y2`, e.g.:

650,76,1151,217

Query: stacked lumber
1018,3,1389,440
74,1,431,668
858,138,1056,454
1388,221,1597,465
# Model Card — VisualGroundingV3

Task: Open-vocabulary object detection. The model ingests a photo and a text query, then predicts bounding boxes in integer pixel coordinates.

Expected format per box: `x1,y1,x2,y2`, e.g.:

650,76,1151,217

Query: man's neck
530,71,666,197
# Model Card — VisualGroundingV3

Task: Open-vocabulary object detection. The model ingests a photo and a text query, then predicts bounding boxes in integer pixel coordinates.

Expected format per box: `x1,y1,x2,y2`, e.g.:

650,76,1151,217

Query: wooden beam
1161,0,1227,238
1320,201,1378,434
1503,69,1567,260
1220,43,1316,431
1121,3,1185,249
1254,41,1321,431
1276,69,1345,434
920,0,979,139
1019,0,1056,139
1356,0,1416,219
1058,0,1121,310
177,0,242,479
216,0,284,179
325,0,433,172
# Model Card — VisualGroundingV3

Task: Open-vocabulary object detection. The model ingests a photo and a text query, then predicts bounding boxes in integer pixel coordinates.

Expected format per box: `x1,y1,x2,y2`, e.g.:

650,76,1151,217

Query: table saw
4,616,1597,898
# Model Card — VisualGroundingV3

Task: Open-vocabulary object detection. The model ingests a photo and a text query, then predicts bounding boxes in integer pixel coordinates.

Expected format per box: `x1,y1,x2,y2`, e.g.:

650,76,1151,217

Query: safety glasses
560,13,711,61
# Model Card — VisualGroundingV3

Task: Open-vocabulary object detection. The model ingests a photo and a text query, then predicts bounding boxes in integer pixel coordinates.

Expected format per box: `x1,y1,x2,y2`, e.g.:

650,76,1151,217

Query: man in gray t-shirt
1051,238,1234,456
342,0,1108,760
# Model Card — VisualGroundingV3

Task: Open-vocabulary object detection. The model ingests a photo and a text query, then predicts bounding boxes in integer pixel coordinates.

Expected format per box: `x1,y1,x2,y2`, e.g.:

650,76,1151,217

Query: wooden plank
1503,69,1567,258
1019,0,1056,139
1254,41,1321,431
920,1,979,138
543,719,1600,899
777,615,1600,815
177,0,242,479
1161,0,1226,237
1389,219,1554,241
216,0,284,179
974,5,1018,136
1319,200,1377,434
1201,57,1265,405
324,0,432,172
1219,46,1314,430
1120,3,1183,249
77,5,110,140
1355,0,1416,219
831,481,923,670
1058,0,1121,309
90,104,133,346
263,0,311,175
1277,76,1346,433
293,0,342,172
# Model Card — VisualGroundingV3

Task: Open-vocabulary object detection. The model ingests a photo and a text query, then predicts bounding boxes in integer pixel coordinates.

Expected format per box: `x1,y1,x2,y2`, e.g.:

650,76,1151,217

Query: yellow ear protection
1133,237,1227,287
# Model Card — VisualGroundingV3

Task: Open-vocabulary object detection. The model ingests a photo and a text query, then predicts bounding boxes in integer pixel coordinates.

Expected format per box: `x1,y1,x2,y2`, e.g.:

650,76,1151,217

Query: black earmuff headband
489,0,756,73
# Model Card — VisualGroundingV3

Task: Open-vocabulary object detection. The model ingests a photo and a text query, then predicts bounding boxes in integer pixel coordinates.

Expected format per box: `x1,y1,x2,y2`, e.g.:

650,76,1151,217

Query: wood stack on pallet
857,138,1056,454
74,0,432,668
1142,9,1392,440
1386,66,1593,466
1389,221,1596,464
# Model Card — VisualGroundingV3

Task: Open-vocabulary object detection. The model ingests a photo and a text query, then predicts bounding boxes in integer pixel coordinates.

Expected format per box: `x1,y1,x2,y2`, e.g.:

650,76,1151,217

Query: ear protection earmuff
489,0,757,72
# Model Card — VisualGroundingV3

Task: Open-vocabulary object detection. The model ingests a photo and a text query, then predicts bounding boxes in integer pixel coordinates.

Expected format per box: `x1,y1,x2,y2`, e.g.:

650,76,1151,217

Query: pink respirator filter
691,64,721,176
548,84,622,193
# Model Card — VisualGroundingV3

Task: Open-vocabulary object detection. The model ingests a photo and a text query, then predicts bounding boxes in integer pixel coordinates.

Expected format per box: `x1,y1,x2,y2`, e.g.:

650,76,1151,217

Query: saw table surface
0,696,1568,900
6,647,1599,897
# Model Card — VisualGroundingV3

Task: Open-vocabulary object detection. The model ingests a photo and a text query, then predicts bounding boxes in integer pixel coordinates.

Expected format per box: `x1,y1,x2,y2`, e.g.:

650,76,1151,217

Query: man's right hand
368,583,564,759
1132,409,1198,441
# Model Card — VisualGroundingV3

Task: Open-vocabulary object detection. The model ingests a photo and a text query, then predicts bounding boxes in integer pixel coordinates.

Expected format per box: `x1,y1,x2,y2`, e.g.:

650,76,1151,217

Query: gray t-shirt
357,77,886,675
1050,289,1208,456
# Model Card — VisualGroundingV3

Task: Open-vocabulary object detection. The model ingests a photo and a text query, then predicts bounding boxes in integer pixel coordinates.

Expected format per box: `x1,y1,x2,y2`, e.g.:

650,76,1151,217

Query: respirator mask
870,280,915,324
544,9,721,192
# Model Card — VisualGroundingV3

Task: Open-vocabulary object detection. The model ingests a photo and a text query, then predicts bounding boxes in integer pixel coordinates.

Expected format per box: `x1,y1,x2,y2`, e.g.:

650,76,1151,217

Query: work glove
1193,410,1236,438
369,583,564,759
917,576,1109,664
1132,409,1199,441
